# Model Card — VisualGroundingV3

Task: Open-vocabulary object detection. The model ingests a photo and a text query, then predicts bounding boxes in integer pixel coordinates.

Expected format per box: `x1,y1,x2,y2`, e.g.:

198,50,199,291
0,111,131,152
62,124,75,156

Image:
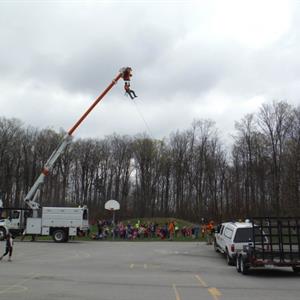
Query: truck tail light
231,244,235,252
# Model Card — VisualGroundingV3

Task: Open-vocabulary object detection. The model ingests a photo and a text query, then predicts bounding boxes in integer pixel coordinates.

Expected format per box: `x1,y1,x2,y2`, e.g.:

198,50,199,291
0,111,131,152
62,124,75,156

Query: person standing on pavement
168,221,175,240
206,221,214,245
0,232,14,262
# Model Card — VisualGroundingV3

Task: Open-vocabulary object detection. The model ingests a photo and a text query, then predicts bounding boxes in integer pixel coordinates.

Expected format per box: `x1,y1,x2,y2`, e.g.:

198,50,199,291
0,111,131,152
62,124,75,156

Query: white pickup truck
214,221,256,265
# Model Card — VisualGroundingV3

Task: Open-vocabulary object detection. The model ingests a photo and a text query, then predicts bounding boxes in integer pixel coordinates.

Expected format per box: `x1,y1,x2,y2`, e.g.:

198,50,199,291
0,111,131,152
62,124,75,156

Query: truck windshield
234,227,268,243
11,211,20,219
234,228,253,243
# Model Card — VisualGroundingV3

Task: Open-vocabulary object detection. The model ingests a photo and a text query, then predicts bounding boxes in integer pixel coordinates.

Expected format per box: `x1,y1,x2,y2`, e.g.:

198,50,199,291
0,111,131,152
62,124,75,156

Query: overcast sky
1,0,299,146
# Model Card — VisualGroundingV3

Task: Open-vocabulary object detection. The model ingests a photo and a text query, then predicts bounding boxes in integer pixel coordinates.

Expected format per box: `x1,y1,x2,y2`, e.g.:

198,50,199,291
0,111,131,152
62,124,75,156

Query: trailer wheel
52,229,66,243
0,227,6,241
236,255,241,273
292,266,300,274
240,257,249,275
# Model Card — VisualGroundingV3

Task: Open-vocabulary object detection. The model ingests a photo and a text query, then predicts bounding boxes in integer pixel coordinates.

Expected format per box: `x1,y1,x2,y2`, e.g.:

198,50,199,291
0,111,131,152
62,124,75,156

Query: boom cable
131,98,154,139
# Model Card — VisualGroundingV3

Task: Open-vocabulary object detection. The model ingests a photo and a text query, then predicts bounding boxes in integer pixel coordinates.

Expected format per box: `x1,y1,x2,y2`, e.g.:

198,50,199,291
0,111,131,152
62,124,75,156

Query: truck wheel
214,240,219,252
292,266,300,274
0,227,6,241
236,256,241,273
52,229,66,243
240,257,249,275
226,250,234,266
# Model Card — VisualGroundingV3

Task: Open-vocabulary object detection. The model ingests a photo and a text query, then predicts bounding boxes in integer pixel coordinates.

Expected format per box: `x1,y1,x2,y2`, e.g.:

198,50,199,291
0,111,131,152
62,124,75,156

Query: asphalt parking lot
0,240,299,300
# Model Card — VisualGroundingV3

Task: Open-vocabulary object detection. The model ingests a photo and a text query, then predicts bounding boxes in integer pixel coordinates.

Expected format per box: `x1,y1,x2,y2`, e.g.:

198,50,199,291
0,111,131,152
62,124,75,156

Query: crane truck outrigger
0,67,134,242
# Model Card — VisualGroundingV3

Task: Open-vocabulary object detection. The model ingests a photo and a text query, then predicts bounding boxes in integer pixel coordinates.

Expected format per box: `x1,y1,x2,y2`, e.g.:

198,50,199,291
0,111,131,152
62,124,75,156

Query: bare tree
257,101,293,215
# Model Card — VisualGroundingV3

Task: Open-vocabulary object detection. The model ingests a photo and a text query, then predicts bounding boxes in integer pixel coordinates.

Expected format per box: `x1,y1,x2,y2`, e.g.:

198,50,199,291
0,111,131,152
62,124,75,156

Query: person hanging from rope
124,82,137,100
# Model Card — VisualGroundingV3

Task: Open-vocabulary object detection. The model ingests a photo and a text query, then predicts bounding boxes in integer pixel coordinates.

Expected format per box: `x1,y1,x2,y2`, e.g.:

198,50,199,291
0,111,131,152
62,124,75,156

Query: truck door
219,225,228,252
8,210,22,230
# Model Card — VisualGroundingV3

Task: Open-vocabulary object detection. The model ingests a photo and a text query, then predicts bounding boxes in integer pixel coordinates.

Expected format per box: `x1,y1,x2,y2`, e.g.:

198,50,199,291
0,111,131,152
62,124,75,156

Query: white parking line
172,283,181,300
195,274,208,287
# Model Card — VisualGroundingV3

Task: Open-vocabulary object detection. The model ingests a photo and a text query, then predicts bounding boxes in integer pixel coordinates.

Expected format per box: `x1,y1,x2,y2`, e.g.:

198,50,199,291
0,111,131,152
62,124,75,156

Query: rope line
131,98,154,139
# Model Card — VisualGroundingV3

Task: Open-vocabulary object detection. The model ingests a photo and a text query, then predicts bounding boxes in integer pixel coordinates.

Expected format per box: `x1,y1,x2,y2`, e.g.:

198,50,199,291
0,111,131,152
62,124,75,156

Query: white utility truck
0,67,133,242
0,206,89,242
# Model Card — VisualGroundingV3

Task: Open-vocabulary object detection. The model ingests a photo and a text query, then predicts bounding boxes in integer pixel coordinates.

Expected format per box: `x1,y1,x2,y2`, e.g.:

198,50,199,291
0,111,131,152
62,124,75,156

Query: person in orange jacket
206,221,215,245
168,221,175,240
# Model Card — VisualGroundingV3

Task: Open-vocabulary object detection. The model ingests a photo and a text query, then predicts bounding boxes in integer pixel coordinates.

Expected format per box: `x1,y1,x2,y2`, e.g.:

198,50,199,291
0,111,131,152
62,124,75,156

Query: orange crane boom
24,67,133,211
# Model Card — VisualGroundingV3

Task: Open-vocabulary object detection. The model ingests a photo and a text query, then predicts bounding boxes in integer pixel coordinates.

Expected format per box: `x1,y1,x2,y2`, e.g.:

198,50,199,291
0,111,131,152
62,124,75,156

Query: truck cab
0,209,26,239
7,210,23,230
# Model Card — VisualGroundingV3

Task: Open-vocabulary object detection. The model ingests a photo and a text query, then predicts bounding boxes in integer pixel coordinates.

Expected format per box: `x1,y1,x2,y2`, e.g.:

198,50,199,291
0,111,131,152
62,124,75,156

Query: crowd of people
91,219,215,242
0,218,215,262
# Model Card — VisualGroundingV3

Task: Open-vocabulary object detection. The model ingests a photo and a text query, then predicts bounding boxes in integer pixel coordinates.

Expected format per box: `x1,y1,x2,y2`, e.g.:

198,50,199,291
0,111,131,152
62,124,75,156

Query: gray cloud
0,0,299,145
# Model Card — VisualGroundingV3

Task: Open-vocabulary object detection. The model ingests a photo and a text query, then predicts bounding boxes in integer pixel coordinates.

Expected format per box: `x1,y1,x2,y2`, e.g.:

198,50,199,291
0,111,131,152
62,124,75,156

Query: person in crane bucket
124,82,137,99
122,67,133,81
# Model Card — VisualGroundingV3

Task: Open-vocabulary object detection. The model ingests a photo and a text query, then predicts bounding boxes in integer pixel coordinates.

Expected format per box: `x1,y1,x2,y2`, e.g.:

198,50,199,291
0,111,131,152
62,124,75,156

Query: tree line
0,101,299,221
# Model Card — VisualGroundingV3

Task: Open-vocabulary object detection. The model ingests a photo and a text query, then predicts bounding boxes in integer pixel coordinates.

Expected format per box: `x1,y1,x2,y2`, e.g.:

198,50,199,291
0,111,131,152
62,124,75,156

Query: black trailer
236,217,300,275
